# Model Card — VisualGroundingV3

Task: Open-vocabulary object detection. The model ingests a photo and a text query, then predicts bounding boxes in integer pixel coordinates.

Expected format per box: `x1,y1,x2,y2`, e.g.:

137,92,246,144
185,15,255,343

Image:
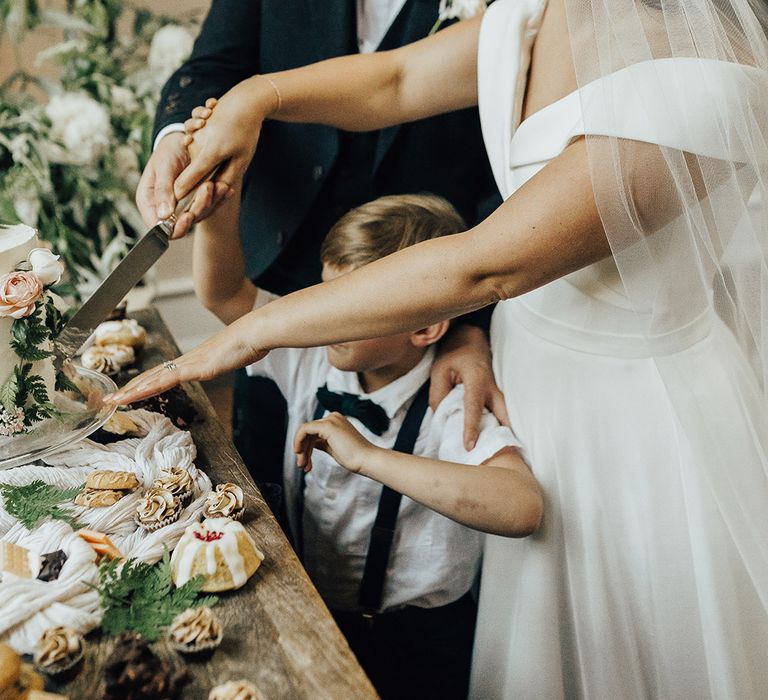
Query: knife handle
156,164,223,235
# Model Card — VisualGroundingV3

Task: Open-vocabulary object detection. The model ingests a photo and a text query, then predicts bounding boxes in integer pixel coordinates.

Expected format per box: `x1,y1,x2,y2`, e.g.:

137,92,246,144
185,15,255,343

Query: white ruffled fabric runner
0,409,210,653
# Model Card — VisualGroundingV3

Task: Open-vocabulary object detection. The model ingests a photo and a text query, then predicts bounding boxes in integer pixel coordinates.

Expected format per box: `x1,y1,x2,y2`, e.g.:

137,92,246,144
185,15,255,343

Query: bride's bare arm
255,139,609,347
108,138,611,404
174,16,482,196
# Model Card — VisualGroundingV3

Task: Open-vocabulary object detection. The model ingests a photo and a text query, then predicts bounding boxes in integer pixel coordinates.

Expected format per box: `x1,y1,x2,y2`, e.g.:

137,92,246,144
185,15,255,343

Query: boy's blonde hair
320,194,466,269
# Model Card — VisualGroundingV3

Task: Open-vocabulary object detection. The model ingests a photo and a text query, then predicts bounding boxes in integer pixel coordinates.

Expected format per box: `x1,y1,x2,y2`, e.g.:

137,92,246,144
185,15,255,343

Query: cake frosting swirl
203,483,244,519
153,466,193,501
135,487,180,528
81,343,135,375
94,319,146,347
168,606,222,652
34,626,84,673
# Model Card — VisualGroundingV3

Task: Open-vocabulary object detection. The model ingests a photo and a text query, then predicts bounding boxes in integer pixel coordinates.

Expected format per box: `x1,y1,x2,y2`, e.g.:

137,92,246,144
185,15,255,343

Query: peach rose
0,271,43,319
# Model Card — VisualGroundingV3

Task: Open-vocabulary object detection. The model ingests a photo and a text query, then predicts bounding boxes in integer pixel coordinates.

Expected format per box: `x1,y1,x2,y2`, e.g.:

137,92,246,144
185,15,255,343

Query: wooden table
57,308,378,700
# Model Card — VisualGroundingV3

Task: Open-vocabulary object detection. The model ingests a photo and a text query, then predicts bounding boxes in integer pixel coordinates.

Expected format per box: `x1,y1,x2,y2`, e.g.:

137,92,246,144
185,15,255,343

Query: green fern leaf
0,480,82,529
55,370,79,394
0,374,18,413
95,548,218,641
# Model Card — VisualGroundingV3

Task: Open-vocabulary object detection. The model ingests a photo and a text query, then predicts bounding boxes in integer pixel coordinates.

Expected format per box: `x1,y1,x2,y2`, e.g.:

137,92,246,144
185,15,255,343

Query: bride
113,0,768,696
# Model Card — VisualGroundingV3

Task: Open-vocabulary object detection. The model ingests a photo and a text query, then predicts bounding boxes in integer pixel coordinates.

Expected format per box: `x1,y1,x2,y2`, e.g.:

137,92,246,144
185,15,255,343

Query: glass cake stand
0,365,117,470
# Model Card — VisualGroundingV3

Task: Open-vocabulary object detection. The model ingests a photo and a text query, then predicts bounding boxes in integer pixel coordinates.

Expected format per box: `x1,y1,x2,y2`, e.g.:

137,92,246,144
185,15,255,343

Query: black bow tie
316,385,390,435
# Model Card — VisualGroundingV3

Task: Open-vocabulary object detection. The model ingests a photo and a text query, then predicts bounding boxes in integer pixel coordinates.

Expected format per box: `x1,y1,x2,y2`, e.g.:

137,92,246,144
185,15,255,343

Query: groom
138,0,501,502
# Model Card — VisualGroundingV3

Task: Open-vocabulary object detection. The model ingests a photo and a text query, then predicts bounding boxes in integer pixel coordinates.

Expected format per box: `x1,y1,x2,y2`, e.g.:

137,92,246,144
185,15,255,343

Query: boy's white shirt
246,289,520,612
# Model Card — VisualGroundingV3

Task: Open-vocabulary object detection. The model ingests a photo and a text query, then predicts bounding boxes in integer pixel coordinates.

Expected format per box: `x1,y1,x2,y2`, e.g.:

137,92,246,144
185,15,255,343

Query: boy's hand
430,324,509,451
294,413,376,474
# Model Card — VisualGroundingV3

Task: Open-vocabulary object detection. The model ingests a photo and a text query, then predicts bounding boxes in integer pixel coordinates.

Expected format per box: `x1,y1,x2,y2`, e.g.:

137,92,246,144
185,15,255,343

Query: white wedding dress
470,1,768,698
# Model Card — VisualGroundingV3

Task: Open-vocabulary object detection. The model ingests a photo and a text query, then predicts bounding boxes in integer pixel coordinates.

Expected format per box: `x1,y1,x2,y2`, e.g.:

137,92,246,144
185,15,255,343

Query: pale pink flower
0,406,25,436
0,271,43,319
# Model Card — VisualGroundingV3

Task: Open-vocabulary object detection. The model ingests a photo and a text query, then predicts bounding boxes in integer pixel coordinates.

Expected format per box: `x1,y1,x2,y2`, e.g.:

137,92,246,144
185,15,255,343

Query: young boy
192,191,543,699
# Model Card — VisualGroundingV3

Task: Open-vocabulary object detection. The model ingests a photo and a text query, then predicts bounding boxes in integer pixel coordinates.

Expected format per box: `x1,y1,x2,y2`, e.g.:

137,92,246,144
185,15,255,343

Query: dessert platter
0,226,270,699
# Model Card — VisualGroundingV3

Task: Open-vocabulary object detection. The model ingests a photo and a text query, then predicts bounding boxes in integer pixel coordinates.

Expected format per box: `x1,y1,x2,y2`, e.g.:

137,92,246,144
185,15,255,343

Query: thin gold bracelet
262,74,282,117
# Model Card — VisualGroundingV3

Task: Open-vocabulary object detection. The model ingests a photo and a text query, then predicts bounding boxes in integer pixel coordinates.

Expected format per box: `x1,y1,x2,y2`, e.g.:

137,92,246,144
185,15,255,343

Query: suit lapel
373,0,440,171
308,0,356,61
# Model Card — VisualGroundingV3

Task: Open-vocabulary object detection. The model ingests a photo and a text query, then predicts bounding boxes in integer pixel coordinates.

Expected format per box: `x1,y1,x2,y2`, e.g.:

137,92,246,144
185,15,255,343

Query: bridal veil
472,0,768,697
566,0,768,694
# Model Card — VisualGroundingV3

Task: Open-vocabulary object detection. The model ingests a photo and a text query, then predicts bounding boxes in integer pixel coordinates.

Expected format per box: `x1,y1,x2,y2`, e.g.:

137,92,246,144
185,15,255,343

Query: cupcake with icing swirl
203,483,245,521
153,465,194,504
81,343,135,376
34,626,84,675
208,680,264,700
135,487,180,531
94,318,146,348
168,606,223,655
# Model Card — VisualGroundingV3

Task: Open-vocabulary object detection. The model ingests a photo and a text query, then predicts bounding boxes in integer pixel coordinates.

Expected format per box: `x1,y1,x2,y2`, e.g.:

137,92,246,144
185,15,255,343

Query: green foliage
10,302,53,362
0,479,82,529
96,548,218,641
0,2,198,289
0,369,18,414
55,368,79,394
0,0,41,34
20,365,56,423
0,362,56,428
0,291,62,430
44,296,65,337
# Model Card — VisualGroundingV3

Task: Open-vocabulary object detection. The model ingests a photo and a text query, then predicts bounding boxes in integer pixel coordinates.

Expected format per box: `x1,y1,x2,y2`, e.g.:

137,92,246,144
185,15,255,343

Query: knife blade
54,167,220,363
54,224,171,360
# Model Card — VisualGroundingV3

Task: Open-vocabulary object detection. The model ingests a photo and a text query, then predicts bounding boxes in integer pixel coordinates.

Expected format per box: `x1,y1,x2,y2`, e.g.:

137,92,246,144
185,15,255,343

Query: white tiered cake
0,224,64,435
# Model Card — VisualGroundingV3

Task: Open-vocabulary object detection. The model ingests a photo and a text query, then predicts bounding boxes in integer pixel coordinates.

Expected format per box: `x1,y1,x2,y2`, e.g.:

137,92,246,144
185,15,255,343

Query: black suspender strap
300,380,431,612
358,379,430,614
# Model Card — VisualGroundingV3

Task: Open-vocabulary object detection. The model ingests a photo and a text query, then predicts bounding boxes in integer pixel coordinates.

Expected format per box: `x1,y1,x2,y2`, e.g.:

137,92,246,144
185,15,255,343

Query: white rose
14,197,40,228
110,85,139,113
114,144,140,188
45,92,111,166
28,247,64,286
8,134,28,162
148,25,195,83
438,0,487,21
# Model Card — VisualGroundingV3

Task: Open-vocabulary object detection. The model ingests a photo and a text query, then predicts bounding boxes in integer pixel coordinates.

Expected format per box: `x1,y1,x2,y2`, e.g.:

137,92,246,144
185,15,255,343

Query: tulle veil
471,0,768,696
563,0,768,691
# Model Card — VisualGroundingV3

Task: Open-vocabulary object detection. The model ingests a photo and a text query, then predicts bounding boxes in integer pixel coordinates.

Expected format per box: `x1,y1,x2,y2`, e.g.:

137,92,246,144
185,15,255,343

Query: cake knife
54,168,220,366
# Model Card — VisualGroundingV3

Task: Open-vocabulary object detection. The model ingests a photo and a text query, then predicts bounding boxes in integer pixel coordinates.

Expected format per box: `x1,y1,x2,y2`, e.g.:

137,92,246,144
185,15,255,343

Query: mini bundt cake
170,517,264,592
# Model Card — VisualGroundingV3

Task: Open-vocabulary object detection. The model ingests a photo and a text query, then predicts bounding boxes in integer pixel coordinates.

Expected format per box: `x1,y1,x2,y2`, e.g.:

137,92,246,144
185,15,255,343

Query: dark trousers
332,593,477,700
232,370,289,529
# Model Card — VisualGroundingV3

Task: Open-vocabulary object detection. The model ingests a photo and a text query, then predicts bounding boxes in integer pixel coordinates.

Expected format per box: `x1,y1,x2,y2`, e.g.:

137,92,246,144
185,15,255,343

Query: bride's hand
104,321,269,405
183,97,217,140
174,75,275,204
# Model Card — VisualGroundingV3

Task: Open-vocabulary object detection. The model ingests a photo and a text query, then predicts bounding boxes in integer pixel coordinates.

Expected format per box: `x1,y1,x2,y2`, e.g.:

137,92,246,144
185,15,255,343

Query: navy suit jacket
155,0,500,290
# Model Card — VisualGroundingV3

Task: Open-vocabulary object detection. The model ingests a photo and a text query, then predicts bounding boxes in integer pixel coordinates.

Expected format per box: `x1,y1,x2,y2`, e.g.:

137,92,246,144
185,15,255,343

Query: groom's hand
430,324,510,451
136,130,233,239
136,132,189,236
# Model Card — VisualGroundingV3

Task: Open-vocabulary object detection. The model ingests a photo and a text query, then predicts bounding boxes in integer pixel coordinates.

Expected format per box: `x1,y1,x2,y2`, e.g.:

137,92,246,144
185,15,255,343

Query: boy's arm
293,413,542,538
193,195,328,399
192,179,258,324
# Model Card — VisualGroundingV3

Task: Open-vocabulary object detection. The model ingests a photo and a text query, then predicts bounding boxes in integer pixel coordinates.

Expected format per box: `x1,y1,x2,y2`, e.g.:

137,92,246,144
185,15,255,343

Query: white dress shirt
246,289,519,612
154,0,410,149
356,0,408,53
